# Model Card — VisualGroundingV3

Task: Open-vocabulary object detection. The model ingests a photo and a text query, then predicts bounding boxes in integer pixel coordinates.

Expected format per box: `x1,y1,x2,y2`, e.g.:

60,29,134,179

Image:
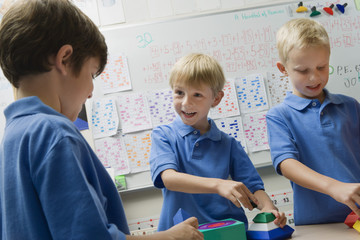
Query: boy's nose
182,95,192,106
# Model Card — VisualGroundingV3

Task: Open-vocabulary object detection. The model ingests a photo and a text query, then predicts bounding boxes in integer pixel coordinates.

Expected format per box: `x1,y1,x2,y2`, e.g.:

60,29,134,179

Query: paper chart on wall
117,92,153,133
0,76,13,142
97,0,125,26
91,97,119,139
242,111,269,153
72,0,100,26
146,88,176,128
235,74,269,114
98,53,132,94
123,130,152,173
266,71,292,107
214,116,247,153
209,79,240,119
94,134,130,175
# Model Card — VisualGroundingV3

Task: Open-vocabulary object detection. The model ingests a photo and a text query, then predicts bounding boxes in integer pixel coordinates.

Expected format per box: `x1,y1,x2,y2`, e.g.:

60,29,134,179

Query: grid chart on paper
117,93,153,134
91,97,119,139
235,74,269,114
124,131,152,173
99,54,132,94
210,79,240,119
94,136,130,175
147,88,176,127
214,116,248,153
266,72,292,107
242,111,269,152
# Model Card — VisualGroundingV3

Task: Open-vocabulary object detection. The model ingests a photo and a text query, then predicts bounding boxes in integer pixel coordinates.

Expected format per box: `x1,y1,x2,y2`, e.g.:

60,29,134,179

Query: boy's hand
216,179,258,210
261,209,287,228
328,181,360,217
166,217,204,240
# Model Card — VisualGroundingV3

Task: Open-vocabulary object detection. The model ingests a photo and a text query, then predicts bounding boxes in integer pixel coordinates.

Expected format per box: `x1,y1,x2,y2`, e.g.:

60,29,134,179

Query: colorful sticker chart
242,111,269,153
91,97,119,139
209,79,240,119
266,71,292,107
146,88,176,127
117,92,153,134
235,74,269,114
99,53,132,94
214,116,248,153
94,134,130,175
123,130,152,173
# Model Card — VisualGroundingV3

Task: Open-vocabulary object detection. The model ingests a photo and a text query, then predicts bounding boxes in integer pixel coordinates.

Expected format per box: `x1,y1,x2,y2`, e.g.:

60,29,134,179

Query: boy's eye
194,93,202,97
174,90,184,95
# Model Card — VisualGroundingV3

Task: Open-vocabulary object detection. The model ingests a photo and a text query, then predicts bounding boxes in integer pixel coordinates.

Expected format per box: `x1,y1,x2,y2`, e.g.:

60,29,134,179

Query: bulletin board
89,0,360,191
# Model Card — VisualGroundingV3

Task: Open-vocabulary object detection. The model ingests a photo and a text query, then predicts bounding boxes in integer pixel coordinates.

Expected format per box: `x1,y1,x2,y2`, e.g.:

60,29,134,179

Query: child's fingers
184,217,199,229
233,186,256,210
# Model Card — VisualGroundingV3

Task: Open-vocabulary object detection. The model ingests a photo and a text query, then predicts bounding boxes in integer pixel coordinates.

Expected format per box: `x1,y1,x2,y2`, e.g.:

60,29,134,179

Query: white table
291,223,359,239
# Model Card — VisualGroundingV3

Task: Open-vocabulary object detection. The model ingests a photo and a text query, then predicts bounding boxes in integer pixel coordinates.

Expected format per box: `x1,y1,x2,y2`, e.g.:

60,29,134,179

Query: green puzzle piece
252,212,276,223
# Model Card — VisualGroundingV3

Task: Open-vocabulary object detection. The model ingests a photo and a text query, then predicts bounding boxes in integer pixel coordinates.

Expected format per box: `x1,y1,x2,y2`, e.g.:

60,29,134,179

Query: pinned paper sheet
73,0,100,26
94,134,130,175
146,88,176,127
99,53,132,94
235,74,269,114
91,97,119,139
117,93,153,133
124,131,152,173
242,111,269,153
266,72,292,107
210,79,240,119
214,116,248,153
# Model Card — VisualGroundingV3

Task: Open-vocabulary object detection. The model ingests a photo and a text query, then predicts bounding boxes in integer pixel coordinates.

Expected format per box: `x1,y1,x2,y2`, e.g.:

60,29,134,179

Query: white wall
90,0,296,226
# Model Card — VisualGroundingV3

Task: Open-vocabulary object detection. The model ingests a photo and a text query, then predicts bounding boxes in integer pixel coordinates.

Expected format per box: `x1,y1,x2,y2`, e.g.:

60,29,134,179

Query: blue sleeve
33,137,127,240
230,138,264,193
149,127,178,188
266,109,299,175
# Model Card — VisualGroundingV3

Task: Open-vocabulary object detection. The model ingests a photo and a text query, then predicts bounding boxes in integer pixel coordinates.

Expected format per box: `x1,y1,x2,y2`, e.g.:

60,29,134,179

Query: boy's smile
173,83,222,134
279,46,330,103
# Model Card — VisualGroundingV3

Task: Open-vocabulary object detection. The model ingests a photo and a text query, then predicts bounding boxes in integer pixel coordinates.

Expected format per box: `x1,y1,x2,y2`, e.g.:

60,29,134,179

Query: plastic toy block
173,208,191,225
247,225,295,240
248,221,278,232
198,219,246,240
323,4,334,15
344,211,359,228
353,220,360,233
336,3,348,14
253,213,276,223
310,6,321,17
296,2,308,13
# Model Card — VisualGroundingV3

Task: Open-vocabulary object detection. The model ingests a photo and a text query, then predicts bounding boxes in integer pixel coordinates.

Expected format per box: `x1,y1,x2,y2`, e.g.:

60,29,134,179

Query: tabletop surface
292,223,359,239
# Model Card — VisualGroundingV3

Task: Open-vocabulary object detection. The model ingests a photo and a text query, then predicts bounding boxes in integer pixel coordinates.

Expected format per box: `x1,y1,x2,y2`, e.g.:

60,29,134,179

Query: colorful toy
353,220,360,233
336,3,348,14
323,4,334,15
344,211,359,228
310,6,321,17
199,219,247,240
247,212,294,240
296,2,308,13
173,209,247,240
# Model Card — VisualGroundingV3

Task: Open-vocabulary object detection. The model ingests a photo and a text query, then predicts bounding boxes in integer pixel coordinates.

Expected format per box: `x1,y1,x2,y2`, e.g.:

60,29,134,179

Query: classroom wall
89,0,296,227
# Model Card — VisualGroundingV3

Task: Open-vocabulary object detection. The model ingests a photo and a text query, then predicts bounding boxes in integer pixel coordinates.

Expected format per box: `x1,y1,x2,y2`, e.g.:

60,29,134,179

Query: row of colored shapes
173,209,294,240
296,2,348,17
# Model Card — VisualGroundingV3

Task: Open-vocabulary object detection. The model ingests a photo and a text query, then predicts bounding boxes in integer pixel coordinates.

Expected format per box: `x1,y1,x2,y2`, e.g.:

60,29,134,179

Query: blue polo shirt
266,89,360,225
0,96,129,240
150,116,264,231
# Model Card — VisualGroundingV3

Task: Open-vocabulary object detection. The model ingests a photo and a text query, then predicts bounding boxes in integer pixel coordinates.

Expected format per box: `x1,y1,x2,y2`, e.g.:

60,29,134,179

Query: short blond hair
276,18,330,64
169,53,225,95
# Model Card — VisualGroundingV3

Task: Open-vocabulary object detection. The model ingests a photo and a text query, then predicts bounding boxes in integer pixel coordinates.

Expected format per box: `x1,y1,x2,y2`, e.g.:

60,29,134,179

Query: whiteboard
92,0,360,191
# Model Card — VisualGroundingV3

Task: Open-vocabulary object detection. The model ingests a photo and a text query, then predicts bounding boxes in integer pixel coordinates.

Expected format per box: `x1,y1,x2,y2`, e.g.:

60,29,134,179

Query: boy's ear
276,61,288,76
55,45,73,75
212,90,224,107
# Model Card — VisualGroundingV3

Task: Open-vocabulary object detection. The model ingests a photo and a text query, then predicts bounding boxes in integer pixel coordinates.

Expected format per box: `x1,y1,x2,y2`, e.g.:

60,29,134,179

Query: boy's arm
126,217,203,240
253,190,287,228
280,158,360,216
161,169,258,210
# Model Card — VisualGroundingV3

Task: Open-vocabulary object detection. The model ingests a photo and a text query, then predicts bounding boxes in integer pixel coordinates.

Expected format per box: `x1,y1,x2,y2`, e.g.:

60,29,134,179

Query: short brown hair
276,18,330,64
0,0,108,88
169,53,225,95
